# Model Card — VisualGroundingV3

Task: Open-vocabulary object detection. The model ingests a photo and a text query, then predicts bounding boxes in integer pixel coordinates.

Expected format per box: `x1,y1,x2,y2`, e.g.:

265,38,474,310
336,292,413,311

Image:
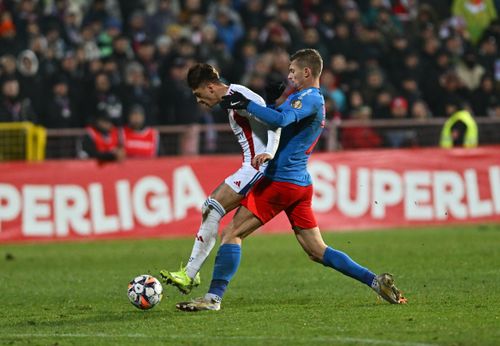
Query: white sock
186,198,225,279
205,293,222,303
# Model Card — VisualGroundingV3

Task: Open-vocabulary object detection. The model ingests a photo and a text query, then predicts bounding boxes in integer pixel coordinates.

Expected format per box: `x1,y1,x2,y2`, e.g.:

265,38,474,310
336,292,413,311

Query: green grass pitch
1,225,499,346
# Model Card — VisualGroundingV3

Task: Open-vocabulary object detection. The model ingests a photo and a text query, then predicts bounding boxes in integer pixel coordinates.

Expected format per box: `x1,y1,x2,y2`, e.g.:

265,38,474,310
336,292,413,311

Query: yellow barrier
0,122,46,161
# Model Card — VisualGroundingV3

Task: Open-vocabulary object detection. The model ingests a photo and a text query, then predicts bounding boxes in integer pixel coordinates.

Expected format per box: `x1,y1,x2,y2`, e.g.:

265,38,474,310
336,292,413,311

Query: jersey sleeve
264,127,281,158
247,93,318,127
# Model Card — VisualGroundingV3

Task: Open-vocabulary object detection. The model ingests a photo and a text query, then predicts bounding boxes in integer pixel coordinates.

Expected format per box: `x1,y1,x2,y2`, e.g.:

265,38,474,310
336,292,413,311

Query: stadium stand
0,0,499,159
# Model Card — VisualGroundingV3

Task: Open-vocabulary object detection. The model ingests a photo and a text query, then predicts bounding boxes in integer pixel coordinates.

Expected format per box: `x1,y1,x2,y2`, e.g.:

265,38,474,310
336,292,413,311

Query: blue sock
208,244,241,299
322,246,375,286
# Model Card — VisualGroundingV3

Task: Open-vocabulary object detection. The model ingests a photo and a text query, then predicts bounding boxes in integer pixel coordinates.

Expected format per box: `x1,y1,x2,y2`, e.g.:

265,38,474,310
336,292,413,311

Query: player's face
287,61,308,90
192,83,220,108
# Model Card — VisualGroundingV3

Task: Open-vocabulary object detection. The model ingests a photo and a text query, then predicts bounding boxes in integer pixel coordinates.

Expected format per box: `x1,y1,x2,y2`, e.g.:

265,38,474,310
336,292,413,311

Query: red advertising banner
1,146,500,243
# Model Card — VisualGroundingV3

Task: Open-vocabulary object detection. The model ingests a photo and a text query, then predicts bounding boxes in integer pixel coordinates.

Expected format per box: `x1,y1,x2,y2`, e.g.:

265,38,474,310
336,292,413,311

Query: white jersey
226,84,281,167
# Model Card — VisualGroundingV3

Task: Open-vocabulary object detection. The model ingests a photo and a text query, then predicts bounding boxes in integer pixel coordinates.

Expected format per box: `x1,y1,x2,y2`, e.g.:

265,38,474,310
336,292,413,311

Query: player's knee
201,200,210,220
201,197,225,221
221,227,241,244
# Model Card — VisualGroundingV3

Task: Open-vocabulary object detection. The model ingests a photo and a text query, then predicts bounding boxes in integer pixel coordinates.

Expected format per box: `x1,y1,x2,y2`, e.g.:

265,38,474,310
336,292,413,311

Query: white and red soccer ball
127,275,163,310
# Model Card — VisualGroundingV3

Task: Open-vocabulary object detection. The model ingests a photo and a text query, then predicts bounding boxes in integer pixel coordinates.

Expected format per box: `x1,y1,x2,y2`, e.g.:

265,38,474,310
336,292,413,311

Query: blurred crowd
0,0,499,146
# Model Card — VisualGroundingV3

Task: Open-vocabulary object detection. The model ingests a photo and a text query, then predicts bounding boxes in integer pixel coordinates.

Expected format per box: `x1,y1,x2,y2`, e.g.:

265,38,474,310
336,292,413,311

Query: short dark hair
290,49,323,78
187,63,221,89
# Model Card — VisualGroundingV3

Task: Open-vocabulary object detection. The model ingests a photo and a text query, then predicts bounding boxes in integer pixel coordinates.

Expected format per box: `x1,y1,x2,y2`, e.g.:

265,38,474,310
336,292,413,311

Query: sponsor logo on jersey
292,99,302,109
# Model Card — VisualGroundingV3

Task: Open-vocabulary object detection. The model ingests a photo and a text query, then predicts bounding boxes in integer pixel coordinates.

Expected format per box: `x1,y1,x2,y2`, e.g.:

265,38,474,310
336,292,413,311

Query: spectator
259,20,291,52
301,27,329,59
385,97,418,147
390,96,410,119
374,6,403,38
346,89,367,116
155,35,173,61
196,24,233,77
456,48,486,91
316,6,336,43
146,0,177,40
240,0,266,28
97,17,122,58
110,35,133,75
210,5,244,54
0,12,19,56
362,68,385,109
320,68,346,114
411,99,433,121
82,0,111,28
79,110,124,162
386,34,411,87
61,5,83,47
0,54,17,80
421,48,452,115
330,21,360,62
158,57,202,154
121,105,160,158
135,39,160,87
0,77,36,123
329,53,360,92
44,76,81,128
121,61,156,125
16,49,43,114
471,74,499,116
478,34,498,76
440,97,478,147
400,74,422,106
275,4,304,52
489,100,500,118
127,10,148,51
372,88,393,119
341,106,382,149
436,70,469,116
87,72,123,125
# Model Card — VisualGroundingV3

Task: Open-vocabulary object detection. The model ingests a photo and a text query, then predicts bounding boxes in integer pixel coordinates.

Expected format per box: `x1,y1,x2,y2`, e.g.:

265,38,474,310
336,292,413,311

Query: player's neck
298,79,319,91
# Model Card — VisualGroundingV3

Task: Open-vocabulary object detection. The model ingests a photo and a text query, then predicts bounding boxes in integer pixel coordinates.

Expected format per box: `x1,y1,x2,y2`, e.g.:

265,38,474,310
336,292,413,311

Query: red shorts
241,177,318,229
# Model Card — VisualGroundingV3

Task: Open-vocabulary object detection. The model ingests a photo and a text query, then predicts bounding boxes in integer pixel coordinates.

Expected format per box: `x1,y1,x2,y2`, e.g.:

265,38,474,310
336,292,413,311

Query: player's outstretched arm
219,92,292,127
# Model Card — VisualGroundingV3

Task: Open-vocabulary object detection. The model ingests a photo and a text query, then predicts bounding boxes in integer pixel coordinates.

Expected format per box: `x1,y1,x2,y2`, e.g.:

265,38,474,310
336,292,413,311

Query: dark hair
290,48,323,78
187,63,221,89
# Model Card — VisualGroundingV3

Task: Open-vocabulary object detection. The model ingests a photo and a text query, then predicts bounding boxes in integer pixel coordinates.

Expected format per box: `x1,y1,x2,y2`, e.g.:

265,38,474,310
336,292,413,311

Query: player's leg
161,166,262,293
287,185,406,304
176,206,263,311
294,226,376,285
184,182,242,279
293,227,406,304
159,182,239,293
205,206,263,299
176,178,285,311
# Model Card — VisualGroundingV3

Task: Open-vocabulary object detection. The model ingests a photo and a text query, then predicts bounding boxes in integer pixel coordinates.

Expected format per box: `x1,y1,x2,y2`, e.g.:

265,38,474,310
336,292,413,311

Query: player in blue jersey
176,49,407,311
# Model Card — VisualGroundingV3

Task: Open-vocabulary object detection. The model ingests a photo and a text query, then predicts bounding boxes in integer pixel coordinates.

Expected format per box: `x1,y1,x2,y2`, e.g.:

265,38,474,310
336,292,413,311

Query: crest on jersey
291,99,302,109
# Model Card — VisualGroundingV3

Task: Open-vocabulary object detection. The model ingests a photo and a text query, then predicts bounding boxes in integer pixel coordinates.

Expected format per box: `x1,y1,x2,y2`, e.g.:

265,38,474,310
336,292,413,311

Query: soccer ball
127,274,163,310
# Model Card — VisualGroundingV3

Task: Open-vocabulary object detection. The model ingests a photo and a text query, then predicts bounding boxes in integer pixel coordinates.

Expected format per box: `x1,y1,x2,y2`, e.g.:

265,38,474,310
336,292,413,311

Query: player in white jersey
160,63,281,294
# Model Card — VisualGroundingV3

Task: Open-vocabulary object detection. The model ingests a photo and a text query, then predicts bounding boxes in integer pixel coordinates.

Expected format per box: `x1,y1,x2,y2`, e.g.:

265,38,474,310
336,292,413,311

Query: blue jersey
247,87,325,186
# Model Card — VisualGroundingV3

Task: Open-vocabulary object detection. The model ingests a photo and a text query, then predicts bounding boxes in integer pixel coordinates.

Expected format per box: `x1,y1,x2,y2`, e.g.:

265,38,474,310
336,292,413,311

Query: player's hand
265,80,287,104
220,91,250,110
252,153,272,169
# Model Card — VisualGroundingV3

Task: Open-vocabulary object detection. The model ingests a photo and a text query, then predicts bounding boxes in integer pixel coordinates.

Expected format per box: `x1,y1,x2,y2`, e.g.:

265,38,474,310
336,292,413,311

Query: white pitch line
1,333,438,346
